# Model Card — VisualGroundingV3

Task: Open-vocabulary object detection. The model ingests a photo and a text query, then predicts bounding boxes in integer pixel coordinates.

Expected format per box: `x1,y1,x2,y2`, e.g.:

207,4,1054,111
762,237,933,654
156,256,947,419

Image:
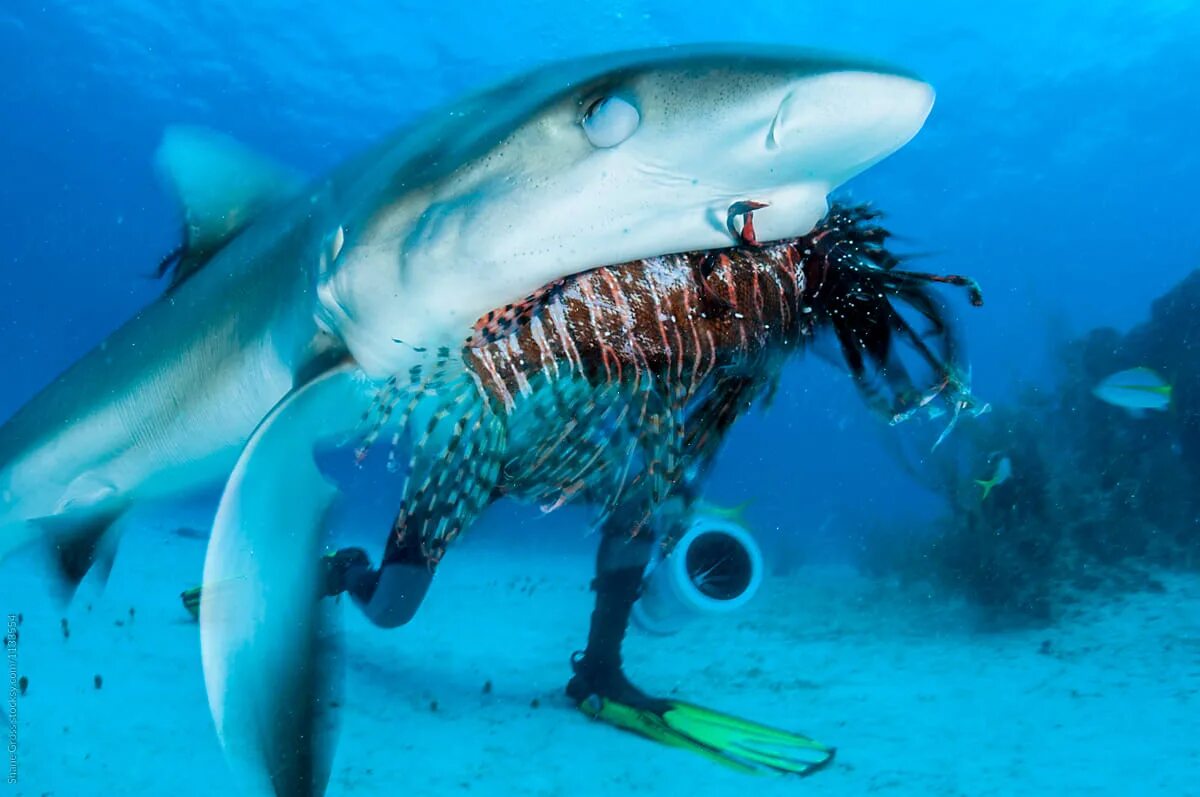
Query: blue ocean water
3,2,1199,539
1,2,1198,795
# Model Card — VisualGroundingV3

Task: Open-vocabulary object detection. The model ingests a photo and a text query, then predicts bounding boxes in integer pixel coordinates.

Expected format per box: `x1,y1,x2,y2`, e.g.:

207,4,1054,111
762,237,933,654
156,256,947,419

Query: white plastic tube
631,514,764,636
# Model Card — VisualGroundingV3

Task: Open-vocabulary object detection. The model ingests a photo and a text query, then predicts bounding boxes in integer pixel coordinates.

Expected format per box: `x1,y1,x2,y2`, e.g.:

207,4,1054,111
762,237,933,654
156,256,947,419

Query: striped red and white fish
359,203,986,565
191,200,986,794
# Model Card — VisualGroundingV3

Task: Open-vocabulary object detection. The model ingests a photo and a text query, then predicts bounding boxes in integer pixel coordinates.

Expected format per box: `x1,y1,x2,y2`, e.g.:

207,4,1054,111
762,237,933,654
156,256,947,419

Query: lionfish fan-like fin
757,364,786,412
684,374,768,475
813,201,984,427
498,371,688,530
353,347,462,461
387,369,509,563
590,376,686,531
598,374,771,553
505,375,643,514
506,376,624,494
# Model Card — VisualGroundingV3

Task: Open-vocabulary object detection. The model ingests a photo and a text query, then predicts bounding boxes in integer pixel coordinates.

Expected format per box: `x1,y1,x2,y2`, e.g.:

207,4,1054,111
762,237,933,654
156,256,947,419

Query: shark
0,45,935,794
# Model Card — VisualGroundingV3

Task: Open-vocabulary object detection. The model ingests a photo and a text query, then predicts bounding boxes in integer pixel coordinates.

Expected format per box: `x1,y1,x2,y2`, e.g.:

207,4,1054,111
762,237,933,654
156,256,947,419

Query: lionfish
355,202,984,564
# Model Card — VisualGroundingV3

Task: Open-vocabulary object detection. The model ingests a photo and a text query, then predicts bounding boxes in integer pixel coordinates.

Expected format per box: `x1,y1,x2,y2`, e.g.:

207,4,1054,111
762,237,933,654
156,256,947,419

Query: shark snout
769,70,934,182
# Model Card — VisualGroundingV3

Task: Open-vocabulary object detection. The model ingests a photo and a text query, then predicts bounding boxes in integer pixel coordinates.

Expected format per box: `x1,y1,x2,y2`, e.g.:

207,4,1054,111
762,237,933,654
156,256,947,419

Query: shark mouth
351,202,985,564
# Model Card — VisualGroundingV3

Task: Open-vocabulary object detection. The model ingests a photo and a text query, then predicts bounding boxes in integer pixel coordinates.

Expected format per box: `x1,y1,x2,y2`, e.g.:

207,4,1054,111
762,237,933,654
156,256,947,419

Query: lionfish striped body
361,204,983,564
467,243,810,410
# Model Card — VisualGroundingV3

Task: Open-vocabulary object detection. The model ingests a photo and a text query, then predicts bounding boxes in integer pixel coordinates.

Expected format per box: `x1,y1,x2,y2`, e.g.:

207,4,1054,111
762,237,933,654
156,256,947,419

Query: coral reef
858,270,1200,624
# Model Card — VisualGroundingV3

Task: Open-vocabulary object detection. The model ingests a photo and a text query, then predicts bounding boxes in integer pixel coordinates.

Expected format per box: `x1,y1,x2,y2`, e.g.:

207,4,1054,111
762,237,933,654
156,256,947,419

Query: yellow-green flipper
577,695,835,776
181,548,356,620
181,585,202,619
180,576,249,620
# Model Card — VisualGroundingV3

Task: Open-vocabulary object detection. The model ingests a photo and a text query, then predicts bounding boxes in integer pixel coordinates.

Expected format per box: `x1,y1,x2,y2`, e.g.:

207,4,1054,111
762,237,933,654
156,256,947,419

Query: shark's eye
582,96,640,148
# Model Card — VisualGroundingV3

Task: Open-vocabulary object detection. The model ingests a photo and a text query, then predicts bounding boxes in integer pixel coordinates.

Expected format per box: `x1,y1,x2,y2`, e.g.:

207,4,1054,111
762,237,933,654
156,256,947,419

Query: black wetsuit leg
566,490,692,710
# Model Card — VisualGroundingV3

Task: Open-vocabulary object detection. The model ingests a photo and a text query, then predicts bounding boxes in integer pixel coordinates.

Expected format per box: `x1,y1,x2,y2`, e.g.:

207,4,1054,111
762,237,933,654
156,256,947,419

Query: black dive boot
322,546,374,598
327,540,439,627
566,565,668,712
562,559,837,777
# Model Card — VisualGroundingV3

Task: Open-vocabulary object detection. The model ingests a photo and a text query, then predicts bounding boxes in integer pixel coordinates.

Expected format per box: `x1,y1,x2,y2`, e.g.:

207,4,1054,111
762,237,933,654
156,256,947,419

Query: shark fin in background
200,364,367,797
42,512,122,585
155,125,304,288
1,510,125,601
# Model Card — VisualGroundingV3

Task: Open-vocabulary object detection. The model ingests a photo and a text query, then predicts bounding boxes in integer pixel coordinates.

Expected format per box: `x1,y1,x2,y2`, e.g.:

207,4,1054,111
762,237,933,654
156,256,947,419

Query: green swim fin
180,578,244,620
577,695,835,776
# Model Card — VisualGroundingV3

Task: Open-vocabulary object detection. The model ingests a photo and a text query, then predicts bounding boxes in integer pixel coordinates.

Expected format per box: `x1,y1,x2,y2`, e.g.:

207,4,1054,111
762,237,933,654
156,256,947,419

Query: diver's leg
566,490,691,710
183,525,435,627
327,528,434,629
566,530,662,709
562,493,838,776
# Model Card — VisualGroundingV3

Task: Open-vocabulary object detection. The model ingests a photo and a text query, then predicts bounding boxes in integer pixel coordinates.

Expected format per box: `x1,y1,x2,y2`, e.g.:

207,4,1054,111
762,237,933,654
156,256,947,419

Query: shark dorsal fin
154,126,304,288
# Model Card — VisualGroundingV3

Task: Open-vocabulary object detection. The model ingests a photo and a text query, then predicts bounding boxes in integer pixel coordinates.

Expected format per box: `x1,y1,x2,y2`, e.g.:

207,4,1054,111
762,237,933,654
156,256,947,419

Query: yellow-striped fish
1092,367,1172,416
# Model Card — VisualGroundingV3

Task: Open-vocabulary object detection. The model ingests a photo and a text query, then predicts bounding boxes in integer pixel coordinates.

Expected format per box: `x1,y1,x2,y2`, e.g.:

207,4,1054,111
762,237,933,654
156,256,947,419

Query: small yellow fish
975,456,1012,501
693,498,755,523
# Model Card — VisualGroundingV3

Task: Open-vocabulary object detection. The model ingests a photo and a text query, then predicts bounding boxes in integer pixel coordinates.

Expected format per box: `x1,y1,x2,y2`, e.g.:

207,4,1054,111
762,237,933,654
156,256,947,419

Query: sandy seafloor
2,506,1198,797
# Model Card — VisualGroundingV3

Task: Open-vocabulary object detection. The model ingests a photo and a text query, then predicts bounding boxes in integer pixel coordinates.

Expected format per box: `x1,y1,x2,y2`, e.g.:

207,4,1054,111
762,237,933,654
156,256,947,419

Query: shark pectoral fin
200,364,367,797
155,126,305,287
16,509,125,599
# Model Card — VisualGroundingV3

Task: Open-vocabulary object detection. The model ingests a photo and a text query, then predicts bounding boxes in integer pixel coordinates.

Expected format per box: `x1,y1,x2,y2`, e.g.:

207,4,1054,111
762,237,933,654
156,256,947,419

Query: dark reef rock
1124,269,1200,475
858,270,1200,625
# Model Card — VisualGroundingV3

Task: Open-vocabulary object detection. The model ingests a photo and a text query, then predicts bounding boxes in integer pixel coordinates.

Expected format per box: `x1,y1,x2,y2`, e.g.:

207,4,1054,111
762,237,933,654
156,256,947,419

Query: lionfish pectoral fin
201,363,368,797
500,372,688,531
683,375,767,477
388,368,509,563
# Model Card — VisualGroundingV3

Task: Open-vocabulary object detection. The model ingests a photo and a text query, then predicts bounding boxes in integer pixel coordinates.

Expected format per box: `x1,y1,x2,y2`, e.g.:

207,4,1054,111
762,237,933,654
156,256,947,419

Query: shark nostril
765,72,934,175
